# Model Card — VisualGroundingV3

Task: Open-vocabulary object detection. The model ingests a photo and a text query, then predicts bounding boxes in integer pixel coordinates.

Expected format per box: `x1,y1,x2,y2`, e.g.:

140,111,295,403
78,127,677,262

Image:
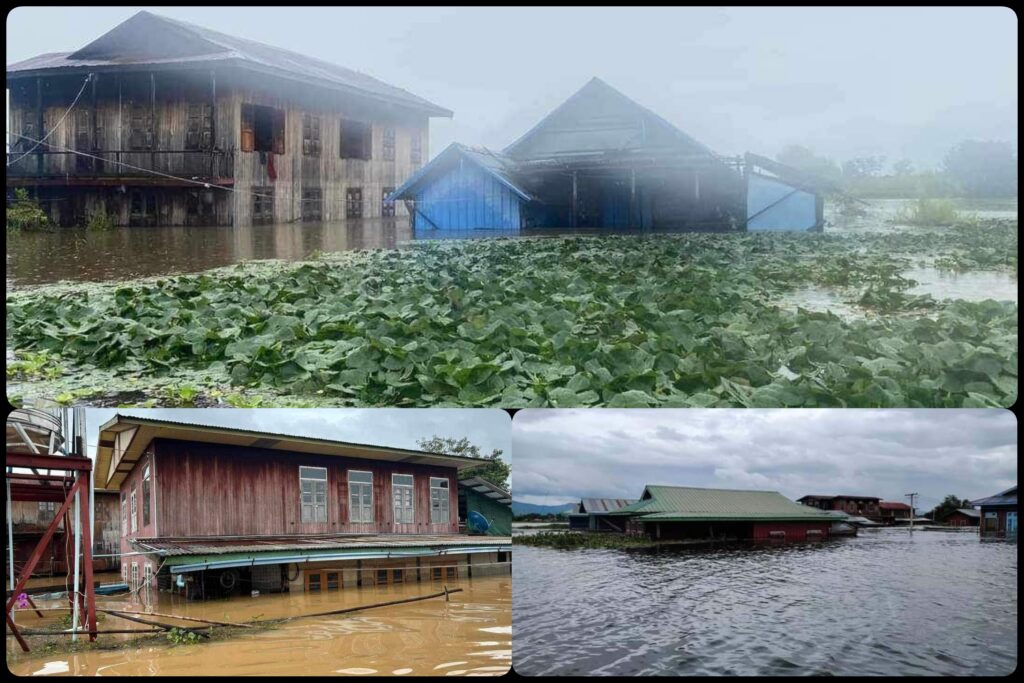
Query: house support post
209,69,217,177
150,72,157,173
35,77,44,176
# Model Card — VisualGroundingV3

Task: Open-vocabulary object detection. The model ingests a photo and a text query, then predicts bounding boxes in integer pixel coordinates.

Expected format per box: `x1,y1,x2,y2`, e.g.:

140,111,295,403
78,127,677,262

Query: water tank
6,408,65,455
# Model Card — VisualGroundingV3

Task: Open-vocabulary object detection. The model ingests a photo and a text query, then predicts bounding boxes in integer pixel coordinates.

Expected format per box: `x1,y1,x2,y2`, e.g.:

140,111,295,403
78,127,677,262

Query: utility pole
906,493,918,532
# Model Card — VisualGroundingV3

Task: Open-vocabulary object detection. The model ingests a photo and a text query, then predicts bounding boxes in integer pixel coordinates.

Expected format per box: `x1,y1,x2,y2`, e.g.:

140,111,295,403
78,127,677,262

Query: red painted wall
144,439,459,537
752,521,830,541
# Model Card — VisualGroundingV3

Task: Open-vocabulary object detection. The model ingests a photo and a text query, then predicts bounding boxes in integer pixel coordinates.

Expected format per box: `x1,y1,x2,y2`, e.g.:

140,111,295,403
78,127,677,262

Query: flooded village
6,408,512,675
511,409,1018,676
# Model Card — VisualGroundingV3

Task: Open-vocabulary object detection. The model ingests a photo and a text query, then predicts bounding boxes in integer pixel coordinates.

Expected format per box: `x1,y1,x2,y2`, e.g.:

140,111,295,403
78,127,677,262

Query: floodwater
6,574,511,676
513,530,1017,676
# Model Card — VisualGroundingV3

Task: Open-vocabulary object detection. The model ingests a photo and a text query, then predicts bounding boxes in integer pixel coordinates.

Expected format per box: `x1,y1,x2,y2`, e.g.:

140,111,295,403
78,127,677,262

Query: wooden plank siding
145,439,459,538
8,69,429,227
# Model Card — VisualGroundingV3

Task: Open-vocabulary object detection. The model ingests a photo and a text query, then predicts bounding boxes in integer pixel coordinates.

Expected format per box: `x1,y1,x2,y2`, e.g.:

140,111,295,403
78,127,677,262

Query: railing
6,149,234,181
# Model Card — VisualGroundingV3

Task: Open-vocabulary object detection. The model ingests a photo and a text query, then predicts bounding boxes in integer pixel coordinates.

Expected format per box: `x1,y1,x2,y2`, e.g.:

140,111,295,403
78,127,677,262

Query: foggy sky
512,409,1017,513
6,6,1017,168
82,408,511,469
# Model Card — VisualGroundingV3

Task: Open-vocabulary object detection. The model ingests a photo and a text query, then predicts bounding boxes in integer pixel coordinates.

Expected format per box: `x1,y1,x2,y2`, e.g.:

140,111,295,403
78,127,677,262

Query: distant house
94,414,510,601
797,495,883,522
458,476,512,537
937,508,981,528
973,486,1017,539
7,11,450,227
612,485,837,542
567,498,637,532
391,77,823,233
878,501,912,525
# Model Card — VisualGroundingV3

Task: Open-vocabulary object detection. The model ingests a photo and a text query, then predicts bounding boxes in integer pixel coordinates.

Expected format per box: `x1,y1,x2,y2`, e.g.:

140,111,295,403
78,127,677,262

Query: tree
892,159,914,176
776,144,843,184
943,140,1018,197
928,494,974,520
417,435,509,491
842,156,886,179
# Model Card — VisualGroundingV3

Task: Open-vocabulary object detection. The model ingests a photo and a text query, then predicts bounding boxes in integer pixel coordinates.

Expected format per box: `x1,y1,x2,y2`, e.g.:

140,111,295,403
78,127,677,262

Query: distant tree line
513,512,569,522
924,494,975,520
776,139,1018,199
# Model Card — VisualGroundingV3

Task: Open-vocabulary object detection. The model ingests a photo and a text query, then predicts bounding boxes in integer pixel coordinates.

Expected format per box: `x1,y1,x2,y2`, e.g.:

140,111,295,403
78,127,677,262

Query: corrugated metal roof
579,498,635,514
133,533,509,557
459,476,511,506
972,485,1017,507
389,143,531,202
612,485,838,522
7,11,451,117
879,502,911,510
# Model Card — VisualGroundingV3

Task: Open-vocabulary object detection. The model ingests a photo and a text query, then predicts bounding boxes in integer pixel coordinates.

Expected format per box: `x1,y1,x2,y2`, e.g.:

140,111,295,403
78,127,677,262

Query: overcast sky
80,408,511,469
513,409,1017,513
6,6,1017,168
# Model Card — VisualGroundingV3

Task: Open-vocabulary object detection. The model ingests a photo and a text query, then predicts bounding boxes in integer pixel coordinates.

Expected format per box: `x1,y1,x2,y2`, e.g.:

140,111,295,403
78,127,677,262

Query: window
984,512,998,532
497,551,510,564
128,102,154,150
185,103,213,151
130,486,138,533
131,562,139,592
37,501,57,522
252,187,274,224
392,569,404,584
144,564,153,589
345,187,363,218
300,466,328,523
392,474,414,524
340,118,371,160
307,572,321,592
376,569,389,584
326,571,340,590
349,471,373,523
186,188,215,224
382,127,395,161
381,187,395,217
142,462,151,527
301,188,322,222
241,104,284,154
302,114,321,157
410,133,422,164
129,190,157,227
121,494,127,536
430,477,449,524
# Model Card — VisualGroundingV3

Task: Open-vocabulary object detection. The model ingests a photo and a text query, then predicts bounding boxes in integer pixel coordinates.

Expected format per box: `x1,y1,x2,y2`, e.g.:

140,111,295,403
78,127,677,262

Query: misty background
512,409,1017,515
6,6,1017,171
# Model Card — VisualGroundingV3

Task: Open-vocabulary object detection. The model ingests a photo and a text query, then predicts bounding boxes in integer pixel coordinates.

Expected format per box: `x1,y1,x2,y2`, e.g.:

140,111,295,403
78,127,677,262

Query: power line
6,75,93,167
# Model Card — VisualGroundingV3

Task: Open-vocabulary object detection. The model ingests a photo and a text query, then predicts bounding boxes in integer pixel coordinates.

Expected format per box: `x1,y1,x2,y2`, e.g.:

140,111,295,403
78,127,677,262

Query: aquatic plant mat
514,532,663,550
7,220,1017,407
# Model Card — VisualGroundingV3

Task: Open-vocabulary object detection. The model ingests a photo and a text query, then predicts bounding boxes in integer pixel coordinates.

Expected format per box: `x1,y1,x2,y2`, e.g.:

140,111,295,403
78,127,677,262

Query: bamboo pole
107,609,253,629
98,609,211,637
9,628,167,636
279,587,463,623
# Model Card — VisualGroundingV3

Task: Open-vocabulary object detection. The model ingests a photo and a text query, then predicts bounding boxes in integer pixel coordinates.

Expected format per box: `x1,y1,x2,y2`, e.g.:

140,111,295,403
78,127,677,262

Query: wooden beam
78,471,97,641
36,77,44,177
209,69,217,178
150,72,157,172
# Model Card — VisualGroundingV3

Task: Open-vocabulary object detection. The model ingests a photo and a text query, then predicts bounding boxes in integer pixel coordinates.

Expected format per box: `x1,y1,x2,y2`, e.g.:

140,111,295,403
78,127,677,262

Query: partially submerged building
877,501,912,525
611,485,838,542
567,498,636,531
798,494,883,523
94,415,510,601
936,508,980,528
458,475,512,536
973,486,1017,540
6,11,450,227
391,77,824,233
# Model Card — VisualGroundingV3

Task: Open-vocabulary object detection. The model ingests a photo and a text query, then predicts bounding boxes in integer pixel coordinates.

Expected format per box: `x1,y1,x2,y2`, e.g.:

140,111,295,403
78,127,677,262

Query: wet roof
7,11,451,116
972,485,1017,507
389,143,532,202
133,533,510,557
579,498,636,514
879,502,911,510
613,485,838,522
459,476,512,506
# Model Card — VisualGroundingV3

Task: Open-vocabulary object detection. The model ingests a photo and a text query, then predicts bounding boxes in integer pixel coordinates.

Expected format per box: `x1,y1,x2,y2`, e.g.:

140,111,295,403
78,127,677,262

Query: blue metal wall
415,158,523,232
746,173,818,232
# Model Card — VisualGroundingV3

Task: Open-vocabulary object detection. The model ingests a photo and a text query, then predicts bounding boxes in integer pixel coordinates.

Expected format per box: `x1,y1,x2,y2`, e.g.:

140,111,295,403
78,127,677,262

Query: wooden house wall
416,158,523,231
118,443,159,561
8,69,429,227
149,438,459,537
9,500,65,533
751,521,830,541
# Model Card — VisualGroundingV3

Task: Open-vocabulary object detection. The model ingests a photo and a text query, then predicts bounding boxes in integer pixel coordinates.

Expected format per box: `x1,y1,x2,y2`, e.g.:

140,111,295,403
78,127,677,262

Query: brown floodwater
6,574,511,676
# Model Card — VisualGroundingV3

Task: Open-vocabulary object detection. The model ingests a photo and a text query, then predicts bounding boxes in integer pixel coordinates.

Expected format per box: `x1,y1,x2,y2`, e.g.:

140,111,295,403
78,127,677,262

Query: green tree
417,435,509,491
6,188,49,231
842,155,886,179
775,144,843,184
928,494,974,520
943,140,1018,197
892,159,914,176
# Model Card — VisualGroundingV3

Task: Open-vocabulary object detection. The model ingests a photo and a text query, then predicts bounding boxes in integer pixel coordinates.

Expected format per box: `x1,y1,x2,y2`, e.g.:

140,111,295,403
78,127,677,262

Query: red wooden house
94,414,510,601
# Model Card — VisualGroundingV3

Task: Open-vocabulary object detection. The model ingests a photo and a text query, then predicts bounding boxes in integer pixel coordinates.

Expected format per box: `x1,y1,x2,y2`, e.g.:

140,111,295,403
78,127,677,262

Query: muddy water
905,267,1018,303
513,530,1017,676
6,574,510,676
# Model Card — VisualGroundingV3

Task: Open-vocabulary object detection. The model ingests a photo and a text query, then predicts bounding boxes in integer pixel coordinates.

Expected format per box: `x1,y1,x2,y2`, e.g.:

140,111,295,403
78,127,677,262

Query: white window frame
348,470,374,523
130,486,138,533
429,477,450,524
299,466,328,523
142,462,151,527
392,473,415,525
121,494,127,535
131,562,139,592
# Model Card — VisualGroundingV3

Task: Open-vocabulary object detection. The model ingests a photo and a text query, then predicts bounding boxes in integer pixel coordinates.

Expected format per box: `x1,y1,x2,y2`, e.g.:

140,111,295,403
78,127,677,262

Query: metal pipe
71,473,82,642
7,477,15,627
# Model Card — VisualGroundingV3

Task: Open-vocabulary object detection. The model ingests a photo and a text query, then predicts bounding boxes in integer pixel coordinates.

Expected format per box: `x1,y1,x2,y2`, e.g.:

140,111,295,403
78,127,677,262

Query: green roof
610,485,838,523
